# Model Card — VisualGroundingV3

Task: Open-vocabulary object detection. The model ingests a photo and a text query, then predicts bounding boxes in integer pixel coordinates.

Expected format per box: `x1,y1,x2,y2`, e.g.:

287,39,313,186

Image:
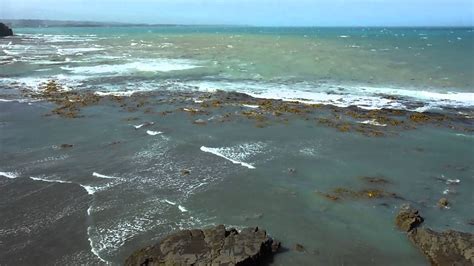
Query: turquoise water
0,27,473,265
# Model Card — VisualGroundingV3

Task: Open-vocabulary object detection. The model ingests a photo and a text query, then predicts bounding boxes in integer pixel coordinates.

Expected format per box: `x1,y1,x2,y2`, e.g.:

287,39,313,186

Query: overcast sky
1,0,473,26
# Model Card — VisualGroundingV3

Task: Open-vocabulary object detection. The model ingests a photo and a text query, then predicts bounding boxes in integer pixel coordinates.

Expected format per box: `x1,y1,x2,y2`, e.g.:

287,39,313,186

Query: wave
80,185,103,195
178,205,188,212
146,130,162,136
2,49,21,56
61,58,201,75
87,206,93,216
0,171,19,179
28,176,111,196
92,172,118,179
94,91,136,97
133,122,154,129
358,119,387,127
87,227,108,263
186,80,474,111
163,199,177,205
200,146,257,169
57,47,105,55
242,104,259,109
455,133,473,138
1,75,89,91
29,176,73,184
0,98,33,104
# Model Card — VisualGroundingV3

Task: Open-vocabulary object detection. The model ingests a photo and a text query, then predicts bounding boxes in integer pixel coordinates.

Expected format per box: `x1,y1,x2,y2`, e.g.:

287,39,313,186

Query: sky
1,0,473,26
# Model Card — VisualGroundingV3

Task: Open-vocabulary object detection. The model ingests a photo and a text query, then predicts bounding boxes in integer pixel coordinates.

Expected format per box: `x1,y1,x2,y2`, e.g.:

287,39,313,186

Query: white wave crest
0,171,19,179
92,172,118,179
61,58,201,75
163,199,176,205
186,80,474,111
29,176,72,184
200,143,264,169
146,130,162,136
359,119,387,127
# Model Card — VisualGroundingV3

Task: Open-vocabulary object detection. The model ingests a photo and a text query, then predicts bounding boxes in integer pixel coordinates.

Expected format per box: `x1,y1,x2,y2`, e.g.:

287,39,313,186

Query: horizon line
2,18,473,28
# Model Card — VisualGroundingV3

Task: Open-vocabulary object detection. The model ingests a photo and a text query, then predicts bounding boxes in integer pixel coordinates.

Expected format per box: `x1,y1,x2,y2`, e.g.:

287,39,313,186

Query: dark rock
408,229,474,265
180,169,191,175
125,225,280,266
271,240,281,253
0,23,13,37
60,144,74,149
395,205,424,232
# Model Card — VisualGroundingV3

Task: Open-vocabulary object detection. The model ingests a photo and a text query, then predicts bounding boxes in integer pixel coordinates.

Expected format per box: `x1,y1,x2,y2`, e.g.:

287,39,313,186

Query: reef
316,187,403,202
396,205,474,265
18,80,473,138
125,225,280,266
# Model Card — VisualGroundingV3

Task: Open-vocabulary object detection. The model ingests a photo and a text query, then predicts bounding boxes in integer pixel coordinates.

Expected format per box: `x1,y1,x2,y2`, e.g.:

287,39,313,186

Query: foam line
146,130,162,136
163,199,176,205
0,171,18,179
29,176,72,184
200,146,256,169
92,172,117,179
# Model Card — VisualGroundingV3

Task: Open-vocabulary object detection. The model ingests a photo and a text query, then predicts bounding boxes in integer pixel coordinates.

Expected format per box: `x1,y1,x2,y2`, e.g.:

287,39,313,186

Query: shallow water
0,26,473,265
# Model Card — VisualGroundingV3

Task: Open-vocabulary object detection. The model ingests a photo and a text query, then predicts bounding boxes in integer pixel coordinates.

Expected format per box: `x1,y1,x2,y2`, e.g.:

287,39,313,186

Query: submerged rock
317,187,403,202
395,206,474,265
125,225,280,266
0,23,13,37
60,144,74,149
437,198,449,208
180,169,191,175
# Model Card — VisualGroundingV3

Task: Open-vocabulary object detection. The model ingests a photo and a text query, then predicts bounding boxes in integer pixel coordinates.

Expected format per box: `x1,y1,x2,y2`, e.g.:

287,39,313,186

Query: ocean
0,26,473,265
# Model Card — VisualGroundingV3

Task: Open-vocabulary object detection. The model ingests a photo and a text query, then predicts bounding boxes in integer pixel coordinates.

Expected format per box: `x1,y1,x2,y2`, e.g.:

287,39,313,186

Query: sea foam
146,130,162,136
200,146,256,169
29,176,73,184
92,172,118,179
163,199,176,205
0,171,19,179
61,58,201,75
186,80,474,111
178,205,188,212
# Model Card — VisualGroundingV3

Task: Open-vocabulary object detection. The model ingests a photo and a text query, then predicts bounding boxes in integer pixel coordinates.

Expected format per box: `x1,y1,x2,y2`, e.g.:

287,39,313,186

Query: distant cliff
0,19,176,28
0,23,13,37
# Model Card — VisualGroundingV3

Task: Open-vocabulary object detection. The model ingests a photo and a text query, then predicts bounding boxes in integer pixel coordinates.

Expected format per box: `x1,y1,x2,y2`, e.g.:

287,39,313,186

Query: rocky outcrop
396,206,474,265
0,23,13,37
409,228,474,265
125,225,280,266
395,205,424,232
